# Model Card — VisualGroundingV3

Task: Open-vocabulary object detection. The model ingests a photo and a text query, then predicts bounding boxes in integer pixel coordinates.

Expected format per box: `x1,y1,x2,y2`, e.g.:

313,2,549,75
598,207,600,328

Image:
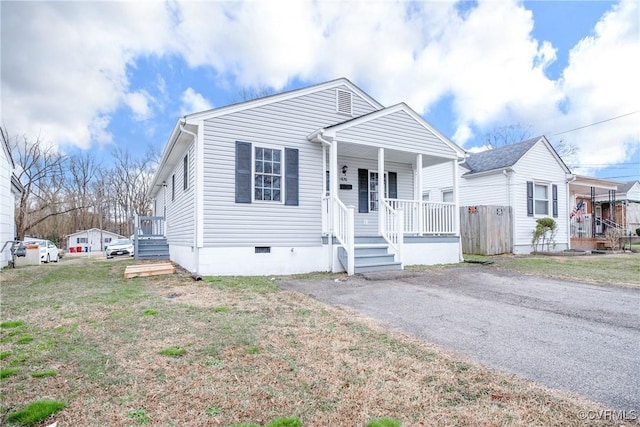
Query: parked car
14,241,26,257
12,239,59,263
106,239,134,258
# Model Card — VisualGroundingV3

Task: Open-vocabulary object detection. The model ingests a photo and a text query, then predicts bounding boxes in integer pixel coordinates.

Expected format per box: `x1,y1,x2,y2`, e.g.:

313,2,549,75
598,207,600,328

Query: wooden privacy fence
460,205,512,255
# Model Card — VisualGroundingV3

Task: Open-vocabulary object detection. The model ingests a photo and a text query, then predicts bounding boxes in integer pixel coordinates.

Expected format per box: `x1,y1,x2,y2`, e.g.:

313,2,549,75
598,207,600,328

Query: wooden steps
124,262,175,279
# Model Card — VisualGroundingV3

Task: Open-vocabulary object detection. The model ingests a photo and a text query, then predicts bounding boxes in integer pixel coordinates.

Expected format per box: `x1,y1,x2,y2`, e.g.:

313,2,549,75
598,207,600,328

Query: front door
595,205,602,234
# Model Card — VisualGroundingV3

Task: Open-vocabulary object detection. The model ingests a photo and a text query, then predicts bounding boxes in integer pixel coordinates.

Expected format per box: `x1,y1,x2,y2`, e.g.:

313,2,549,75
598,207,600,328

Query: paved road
279,267,640,412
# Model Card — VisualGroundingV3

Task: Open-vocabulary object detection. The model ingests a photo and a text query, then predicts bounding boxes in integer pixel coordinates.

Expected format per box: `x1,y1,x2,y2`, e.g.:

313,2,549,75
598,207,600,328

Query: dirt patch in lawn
1,259,636,426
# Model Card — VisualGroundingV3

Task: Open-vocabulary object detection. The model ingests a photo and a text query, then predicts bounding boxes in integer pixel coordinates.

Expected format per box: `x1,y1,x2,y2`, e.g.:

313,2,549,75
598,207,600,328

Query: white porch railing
387,199,456,235
381,200,404,265
332,197,355,275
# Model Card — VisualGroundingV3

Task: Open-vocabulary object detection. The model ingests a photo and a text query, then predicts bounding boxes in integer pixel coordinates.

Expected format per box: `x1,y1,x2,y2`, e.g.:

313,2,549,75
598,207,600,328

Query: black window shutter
235,141,252,203
526,181,534,216
358,168,369,213
285,148,299,206
388,172,397,199
552,184,558,218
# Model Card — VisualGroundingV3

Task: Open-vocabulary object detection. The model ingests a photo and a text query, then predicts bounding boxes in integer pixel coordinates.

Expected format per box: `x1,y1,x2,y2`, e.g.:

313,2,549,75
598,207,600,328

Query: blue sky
1,0,638,181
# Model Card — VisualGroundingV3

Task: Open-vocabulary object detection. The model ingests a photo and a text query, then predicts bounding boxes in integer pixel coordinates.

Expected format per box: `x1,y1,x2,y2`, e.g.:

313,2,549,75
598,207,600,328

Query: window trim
171,174,175,201
183,154,188,191
253,145,284,204
533,181,550,216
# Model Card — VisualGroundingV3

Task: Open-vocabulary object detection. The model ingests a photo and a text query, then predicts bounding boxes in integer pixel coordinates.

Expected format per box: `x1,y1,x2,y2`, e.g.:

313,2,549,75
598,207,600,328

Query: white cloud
1,1,176,148
179,88,213,116
1,0,637,177
125,91,154,122
554,0,640,173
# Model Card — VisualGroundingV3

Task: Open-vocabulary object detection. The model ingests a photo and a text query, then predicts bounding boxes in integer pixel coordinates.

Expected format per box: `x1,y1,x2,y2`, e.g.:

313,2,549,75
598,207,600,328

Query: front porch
315,144,460,274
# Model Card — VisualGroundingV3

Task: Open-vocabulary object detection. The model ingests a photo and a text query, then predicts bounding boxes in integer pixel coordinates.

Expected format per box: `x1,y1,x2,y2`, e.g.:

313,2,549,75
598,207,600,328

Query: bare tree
3,128,74,241
109,146,156,236
483,124,578,161
483,124,533,148
66,151,100,231
233,86,276,103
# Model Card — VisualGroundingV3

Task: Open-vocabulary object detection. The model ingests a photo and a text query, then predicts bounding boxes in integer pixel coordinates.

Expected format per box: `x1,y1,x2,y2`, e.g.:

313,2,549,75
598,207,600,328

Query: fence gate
460,205,512,255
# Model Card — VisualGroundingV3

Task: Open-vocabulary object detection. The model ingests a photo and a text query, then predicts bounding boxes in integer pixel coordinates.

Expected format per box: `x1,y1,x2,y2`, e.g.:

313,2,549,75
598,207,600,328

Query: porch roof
308,103,465,166
570,175,620,196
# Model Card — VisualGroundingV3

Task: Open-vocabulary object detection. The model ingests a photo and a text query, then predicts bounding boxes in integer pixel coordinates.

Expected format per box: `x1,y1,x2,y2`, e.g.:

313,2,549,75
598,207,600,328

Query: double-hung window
527,181,558,217
534,183,549,215
236,141,298,206
254,147,282,202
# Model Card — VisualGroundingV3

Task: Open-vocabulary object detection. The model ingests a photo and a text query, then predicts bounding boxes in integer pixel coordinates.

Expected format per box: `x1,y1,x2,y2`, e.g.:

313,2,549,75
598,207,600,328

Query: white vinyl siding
165,142,196,246
336,110,458,160
423,139,570,253
0,143,16,267
66,229,123,252
513,143,568,251
202,85,378,247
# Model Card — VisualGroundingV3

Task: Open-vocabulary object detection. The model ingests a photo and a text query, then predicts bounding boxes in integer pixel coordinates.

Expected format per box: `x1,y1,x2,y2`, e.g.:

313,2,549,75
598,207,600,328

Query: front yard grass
1,257,632,426
484,253,640,287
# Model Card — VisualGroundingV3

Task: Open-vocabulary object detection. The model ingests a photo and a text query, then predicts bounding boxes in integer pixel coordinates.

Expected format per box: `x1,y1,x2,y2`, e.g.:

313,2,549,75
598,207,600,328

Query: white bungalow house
423,136,573,254
66,228,126,253
147,78,466,276
1,136,24,268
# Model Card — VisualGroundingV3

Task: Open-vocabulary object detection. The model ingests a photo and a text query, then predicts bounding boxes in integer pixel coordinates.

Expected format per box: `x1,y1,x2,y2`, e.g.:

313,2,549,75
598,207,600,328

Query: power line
548,111,640,137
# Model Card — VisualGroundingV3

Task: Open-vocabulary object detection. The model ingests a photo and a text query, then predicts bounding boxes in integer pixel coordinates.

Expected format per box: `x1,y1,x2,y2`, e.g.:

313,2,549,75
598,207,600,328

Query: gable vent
336,89,353,116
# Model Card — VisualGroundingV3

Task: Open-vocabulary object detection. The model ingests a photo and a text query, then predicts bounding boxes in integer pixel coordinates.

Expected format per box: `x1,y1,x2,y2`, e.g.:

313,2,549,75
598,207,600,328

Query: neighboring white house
66,228,125,253
1,136,24,268
423,136,572,254
148,78,466,276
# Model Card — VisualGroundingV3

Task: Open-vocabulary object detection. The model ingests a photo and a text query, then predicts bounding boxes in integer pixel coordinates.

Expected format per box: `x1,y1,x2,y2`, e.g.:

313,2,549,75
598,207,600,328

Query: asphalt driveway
279,266,640,413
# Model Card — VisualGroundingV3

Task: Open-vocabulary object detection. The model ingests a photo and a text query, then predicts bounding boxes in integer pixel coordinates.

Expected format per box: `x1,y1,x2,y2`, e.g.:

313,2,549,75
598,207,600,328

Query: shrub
531,218,557,252
635,227,640,236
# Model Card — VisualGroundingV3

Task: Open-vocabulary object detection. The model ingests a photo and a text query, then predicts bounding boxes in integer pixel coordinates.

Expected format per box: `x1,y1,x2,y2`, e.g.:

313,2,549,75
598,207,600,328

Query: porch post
378,147,385,236
416,154,423,235
452,159,460,236
330,138,339,232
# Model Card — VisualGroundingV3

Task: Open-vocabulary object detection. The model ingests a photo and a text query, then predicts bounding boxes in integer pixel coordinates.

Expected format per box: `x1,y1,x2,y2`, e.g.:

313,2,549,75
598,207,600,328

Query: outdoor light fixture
341,165,348,175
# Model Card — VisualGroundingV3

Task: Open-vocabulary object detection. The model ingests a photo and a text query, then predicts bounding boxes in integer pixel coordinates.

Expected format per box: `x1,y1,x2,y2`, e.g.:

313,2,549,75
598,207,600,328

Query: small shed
66,228,125,253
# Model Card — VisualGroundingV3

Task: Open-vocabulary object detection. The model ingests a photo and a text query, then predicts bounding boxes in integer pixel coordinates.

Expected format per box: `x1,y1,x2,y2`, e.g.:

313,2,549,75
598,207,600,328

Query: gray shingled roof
461,137,541,174
616,180,639,194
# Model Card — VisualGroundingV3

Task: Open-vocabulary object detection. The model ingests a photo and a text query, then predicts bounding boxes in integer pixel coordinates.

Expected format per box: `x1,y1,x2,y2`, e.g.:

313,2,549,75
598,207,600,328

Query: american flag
570,199,585,220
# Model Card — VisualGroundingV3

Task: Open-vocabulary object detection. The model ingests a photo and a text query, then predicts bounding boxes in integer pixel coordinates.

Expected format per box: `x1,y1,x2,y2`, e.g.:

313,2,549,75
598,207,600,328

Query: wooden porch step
124,262,175,279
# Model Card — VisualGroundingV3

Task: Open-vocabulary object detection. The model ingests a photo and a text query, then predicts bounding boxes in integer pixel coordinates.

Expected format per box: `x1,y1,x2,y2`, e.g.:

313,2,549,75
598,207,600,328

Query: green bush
532,217,557,252
635,227,640,236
